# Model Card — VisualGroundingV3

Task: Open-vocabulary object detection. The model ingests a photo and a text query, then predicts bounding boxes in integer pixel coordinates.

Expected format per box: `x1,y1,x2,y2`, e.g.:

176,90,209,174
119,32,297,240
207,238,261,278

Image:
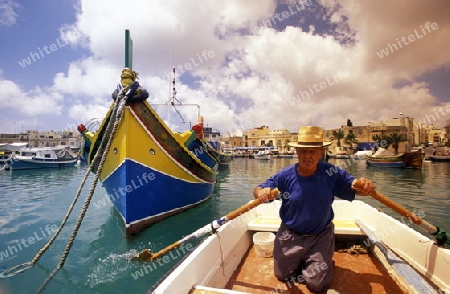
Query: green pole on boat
125,29,133,69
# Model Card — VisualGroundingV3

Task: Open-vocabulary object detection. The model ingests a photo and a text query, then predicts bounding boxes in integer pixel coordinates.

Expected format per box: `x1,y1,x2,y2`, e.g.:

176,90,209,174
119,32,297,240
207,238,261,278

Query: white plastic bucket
253,232,275,258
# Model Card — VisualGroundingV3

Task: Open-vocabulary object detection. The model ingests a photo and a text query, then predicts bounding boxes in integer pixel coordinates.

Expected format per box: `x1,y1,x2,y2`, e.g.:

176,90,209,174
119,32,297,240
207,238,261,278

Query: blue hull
102,159,214,234
428,156,450,162
366,160,405,168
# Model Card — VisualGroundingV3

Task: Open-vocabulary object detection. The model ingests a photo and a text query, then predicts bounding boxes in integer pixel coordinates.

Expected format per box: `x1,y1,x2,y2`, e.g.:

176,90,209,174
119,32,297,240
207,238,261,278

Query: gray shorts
273,222,335,292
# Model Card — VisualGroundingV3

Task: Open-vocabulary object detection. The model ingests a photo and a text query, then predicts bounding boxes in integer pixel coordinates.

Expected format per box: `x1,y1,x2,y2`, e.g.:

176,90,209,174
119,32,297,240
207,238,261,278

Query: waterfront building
427,126,445,146
324,125,373,154
0,133,20,144
443,121,450,144
0,130,82,151
242,126,295,153
222,118,450,154
222,136,244,149
326,116,436,154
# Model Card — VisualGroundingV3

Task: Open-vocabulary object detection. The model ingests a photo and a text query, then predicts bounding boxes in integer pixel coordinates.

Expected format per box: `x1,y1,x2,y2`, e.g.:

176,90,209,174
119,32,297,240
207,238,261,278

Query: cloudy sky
0,0,449,136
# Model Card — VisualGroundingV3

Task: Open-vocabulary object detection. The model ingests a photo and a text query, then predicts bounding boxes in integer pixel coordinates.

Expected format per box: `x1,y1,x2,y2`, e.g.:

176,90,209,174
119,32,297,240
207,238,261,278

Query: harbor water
0,157,449,294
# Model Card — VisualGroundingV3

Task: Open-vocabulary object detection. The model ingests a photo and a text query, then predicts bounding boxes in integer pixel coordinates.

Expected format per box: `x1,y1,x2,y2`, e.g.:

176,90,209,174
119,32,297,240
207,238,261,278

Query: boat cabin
19,148,59,159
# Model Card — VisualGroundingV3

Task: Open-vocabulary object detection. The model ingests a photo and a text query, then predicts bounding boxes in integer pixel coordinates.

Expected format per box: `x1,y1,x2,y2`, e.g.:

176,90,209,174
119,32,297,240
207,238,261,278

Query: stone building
222,136,244,149
242,126,296,153
325,116,434,154
0,133,20,144
0,130,81,151
219,117,449,153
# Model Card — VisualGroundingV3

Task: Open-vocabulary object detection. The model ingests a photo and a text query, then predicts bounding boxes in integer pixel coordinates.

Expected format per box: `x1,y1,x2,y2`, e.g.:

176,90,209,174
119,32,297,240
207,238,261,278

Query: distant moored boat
428,155,450,162
10,146,78,170
366,150,423,169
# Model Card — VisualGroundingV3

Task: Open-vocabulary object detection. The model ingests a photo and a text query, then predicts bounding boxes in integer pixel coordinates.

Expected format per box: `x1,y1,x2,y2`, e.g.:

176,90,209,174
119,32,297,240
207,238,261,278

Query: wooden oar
132,188,279,261
353,180,449,247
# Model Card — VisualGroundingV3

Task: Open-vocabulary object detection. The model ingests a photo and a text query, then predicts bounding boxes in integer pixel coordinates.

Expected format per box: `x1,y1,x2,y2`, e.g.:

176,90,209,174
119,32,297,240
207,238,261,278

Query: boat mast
167,67,185,124
125,29,133,69
150,42,201,128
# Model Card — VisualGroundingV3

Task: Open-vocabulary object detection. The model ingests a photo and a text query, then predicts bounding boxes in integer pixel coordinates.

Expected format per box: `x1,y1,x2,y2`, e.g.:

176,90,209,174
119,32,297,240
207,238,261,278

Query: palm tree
372,134,392,150
344,130,358,149
389,133,407,155
284,139,291,153
330,129,345,147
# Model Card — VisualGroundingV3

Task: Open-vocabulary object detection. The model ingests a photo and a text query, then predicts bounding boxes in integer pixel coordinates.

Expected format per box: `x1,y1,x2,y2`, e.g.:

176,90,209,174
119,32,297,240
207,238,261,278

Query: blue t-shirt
258,162,356,234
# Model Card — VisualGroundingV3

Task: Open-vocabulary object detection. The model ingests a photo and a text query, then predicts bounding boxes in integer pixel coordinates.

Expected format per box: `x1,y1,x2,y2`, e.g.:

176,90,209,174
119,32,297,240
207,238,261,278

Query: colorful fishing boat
79,66,219,235
79,101,219,235
366,150,423,169
366,155,406,168
145,193,450,293
203,127,231,165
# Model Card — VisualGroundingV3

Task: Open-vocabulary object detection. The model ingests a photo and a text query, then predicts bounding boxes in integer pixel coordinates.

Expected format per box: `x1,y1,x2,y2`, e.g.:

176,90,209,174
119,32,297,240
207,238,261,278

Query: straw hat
288,126,332,148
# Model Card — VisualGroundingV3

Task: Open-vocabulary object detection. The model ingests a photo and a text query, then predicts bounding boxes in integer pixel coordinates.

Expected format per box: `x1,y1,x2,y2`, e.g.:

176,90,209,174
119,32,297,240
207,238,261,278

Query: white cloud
3,0,450,134
0,0,19,27
0,78,63,116
52,57,119,98
68,103,110,126
59,23,86,48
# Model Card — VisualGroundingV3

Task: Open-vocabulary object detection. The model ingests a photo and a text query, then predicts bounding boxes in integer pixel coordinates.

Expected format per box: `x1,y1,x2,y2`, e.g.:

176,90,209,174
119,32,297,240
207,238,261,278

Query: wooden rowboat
148,199,449,293
366,150,423,169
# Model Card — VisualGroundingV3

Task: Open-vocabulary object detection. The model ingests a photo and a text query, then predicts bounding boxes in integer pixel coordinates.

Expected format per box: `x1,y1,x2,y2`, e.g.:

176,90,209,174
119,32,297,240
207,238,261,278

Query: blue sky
0,0,449,135
2,0,83,87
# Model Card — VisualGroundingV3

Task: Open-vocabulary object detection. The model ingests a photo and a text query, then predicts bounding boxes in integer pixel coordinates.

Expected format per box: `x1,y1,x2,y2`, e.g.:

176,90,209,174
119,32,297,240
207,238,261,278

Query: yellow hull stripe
99,107,203,183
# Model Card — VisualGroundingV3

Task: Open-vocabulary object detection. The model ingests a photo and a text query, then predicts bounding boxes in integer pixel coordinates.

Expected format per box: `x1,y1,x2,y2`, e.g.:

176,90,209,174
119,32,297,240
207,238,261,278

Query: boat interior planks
151,200,448,294
223,242,409,294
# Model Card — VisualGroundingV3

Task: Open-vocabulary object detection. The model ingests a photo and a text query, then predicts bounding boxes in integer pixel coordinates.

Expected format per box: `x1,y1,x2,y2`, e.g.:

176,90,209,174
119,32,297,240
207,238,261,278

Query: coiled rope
0,84,133,294
338,244,369,256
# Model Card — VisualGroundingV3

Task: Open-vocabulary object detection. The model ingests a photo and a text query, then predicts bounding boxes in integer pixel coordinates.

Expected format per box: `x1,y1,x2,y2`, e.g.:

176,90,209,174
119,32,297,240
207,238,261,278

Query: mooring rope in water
0,84,132,293
36,87,132,293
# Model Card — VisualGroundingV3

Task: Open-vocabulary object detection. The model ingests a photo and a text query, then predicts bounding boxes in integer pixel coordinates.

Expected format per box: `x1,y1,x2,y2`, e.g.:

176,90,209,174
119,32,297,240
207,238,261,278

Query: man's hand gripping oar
352,179,449,247
131,188,280,261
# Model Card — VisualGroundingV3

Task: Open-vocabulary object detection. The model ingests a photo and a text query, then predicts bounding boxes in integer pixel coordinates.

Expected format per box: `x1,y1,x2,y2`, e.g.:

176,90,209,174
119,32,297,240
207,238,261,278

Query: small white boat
334,154,351,159
253,150,271,160
11,146,78,170
354,150,373,160
148,199,449,293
